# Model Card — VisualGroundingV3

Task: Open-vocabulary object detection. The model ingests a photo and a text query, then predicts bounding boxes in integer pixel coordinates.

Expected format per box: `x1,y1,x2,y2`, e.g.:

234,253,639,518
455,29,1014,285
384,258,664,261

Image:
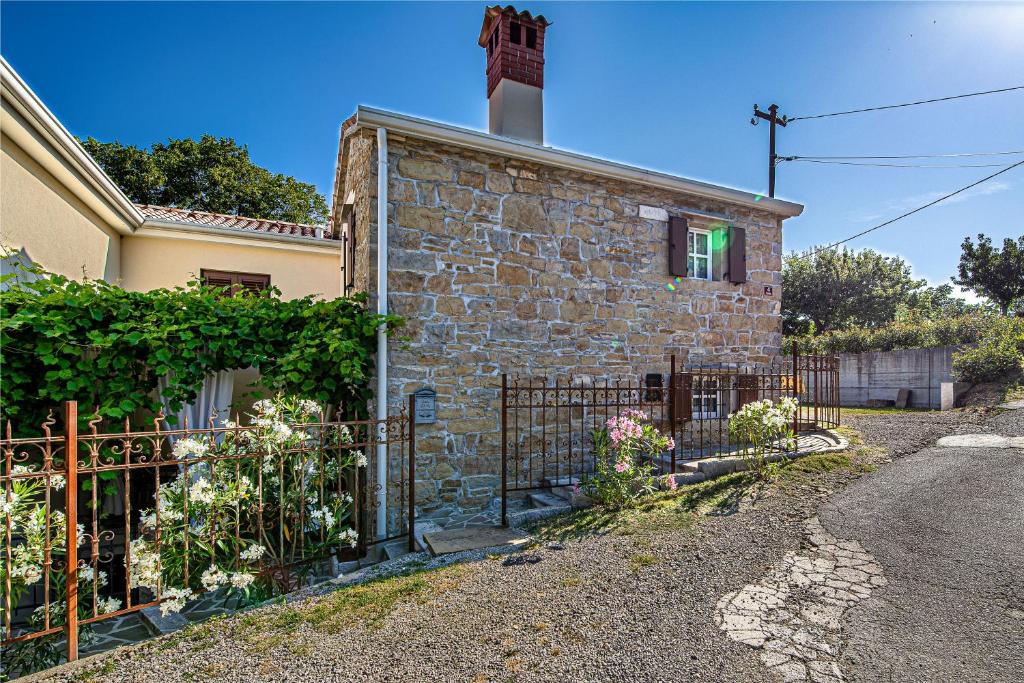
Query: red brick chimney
478,5,550,144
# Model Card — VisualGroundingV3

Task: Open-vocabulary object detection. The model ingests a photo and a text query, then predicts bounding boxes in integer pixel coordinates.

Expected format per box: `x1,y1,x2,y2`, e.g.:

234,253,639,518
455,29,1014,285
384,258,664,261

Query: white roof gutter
0,57,144,234
347,106,804,219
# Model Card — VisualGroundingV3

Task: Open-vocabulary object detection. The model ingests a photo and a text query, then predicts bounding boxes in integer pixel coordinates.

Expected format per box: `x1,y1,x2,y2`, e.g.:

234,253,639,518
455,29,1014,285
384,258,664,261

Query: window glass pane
687,231,694,251
687,256,695,278
695,257,709,279
696,232,708,255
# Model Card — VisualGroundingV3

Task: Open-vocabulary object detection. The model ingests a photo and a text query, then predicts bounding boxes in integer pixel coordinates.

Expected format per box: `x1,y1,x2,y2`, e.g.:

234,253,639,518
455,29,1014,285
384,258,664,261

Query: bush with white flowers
129,394,364,613
728,396,799,477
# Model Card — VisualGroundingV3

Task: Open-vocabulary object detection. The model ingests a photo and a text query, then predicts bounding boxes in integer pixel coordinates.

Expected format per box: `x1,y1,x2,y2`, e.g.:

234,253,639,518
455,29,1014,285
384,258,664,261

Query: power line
788,85,1024,122
782,159,1012,169
800,160,1024,258
783,150,1024,160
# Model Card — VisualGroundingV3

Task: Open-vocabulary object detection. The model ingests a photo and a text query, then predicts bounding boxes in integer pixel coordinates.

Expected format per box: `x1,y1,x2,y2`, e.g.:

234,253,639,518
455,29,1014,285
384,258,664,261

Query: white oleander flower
240,544,266,562
11,465,33,476
188,478,215,506
355,454,367,468
339,528,358,548
173,438,209,460
229,572,254,589
97,596,122,614
201,565,228,592
298,400,322,416
160,587,193,616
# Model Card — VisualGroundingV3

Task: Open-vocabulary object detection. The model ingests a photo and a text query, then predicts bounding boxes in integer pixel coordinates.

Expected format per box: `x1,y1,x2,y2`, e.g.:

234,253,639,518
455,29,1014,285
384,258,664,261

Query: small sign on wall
639,205,669,222
413,387,437,424
764,286,774,296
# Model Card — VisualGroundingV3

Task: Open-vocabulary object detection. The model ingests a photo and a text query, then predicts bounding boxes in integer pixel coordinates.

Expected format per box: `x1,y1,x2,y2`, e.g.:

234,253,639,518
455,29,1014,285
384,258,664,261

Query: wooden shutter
345,215,356,291
201,269,270,296
673,372,693,422
669,216,688,277
727,226,747,283
737,373,759,408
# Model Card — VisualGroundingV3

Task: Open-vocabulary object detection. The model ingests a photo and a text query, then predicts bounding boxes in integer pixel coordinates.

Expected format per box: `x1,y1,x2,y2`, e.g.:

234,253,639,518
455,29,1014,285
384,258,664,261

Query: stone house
332,6,804,526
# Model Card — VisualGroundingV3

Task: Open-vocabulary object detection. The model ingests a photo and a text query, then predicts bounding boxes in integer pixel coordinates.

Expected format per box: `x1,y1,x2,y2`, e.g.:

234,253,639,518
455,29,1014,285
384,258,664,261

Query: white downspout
375,127,389,539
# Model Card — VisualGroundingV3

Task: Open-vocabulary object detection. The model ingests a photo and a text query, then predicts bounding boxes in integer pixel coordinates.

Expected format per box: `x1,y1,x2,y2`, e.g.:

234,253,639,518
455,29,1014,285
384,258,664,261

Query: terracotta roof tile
136,204,334,240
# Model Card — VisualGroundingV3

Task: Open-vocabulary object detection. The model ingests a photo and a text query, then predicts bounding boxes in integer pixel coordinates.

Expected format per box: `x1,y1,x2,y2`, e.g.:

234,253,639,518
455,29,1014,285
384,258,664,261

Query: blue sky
2,1,1021,290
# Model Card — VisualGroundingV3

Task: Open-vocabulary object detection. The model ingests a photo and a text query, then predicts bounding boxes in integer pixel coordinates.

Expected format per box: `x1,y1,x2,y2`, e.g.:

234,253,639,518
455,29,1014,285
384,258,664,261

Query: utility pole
751,104,788,198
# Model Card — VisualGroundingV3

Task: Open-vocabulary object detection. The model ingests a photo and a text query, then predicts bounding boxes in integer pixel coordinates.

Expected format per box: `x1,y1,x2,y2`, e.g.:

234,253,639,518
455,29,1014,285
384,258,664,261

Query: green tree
79,135,328,224
953,234,1024,315
783,248,928,335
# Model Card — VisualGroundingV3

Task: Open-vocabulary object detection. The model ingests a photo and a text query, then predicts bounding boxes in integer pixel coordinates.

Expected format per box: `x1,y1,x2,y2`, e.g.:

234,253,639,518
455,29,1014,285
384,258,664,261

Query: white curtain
158,370,235,436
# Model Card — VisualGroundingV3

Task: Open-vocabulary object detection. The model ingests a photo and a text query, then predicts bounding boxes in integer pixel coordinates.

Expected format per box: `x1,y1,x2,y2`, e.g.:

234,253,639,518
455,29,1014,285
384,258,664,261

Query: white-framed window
692,377,720,419
688,229,712,280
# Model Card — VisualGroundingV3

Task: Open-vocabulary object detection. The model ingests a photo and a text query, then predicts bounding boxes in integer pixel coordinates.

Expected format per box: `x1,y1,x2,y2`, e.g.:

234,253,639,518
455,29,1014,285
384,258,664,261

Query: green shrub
951,316,1024,383
785,314,1004,355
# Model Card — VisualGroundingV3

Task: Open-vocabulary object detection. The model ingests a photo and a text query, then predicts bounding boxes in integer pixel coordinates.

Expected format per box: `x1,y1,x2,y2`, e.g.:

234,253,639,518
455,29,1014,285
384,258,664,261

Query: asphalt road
819,443,1024,682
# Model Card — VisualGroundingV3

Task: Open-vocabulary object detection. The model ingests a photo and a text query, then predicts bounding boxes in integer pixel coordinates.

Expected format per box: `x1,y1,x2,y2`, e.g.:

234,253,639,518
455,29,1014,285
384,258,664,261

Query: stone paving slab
422,526,532,556
936,433,1024,448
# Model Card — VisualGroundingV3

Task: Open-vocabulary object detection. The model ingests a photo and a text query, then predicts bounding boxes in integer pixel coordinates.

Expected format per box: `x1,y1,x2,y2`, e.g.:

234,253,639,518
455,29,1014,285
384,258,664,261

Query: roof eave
347,105,804,219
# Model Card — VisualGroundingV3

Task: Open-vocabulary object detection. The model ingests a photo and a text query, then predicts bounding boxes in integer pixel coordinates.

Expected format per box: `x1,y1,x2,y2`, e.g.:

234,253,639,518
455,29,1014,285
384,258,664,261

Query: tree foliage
952,233,1024,315
0,262,400,433
782,247,981,335
79,135,329,225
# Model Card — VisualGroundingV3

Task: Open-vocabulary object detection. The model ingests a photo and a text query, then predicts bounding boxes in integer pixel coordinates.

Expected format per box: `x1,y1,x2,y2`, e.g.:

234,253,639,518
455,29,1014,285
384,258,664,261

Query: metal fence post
408,394,416,553
669,355,677,473
792,347,800,436
501,374,508,528
63,401,78,662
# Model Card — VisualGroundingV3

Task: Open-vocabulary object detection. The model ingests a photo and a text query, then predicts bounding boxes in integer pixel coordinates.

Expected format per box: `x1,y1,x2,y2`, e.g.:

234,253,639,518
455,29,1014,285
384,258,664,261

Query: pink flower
666,475,678,491
610,429,624,445
666,438,675,451
614,460,629,473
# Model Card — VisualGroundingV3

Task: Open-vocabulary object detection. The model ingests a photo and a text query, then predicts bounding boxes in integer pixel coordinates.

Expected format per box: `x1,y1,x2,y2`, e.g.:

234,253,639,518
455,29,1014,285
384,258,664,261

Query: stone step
528,491,567,509
382,539,415,561
422,526,532,556
669,471,707,486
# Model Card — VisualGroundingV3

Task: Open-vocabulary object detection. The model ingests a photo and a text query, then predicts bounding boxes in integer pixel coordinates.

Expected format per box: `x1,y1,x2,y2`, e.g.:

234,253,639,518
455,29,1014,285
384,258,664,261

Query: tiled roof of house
136,204,334,240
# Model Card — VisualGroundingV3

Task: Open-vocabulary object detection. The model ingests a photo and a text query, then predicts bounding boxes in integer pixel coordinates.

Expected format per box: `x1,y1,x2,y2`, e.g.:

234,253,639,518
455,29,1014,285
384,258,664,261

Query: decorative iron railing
1,398,415,676
500,352,840,516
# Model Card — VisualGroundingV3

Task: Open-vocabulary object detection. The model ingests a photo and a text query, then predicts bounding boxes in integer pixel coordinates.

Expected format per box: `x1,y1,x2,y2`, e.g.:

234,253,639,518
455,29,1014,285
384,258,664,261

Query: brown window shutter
673,372,693,422
727,226,747,283
201,269,270,296
737,373,759,408
669,216,688,277
238,273,271,295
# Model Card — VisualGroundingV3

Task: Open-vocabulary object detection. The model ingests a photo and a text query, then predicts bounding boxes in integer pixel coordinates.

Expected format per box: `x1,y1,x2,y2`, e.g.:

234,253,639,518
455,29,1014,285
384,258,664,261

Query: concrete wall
839,346,957,409
121,234,342,300
1,129,122,282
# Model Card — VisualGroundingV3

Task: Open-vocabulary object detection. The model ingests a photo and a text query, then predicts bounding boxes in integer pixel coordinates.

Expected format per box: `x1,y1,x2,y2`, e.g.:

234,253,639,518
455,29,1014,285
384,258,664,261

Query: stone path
715,517,888,683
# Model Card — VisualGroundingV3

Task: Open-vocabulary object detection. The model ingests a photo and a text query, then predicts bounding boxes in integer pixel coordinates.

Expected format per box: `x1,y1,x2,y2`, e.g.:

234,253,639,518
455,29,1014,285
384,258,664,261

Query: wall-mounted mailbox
413,387,437,424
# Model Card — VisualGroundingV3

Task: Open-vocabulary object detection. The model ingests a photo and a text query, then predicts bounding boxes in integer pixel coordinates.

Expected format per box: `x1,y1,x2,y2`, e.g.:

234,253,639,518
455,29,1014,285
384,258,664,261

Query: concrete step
669,471,707,486
382,539,415,561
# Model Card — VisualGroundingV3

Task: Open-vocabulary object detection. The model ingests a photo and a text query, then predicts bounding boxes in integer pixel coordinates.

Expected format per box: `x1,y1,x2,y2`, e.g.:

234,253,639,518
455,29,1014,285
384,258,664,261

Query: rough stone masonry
338,127,790,526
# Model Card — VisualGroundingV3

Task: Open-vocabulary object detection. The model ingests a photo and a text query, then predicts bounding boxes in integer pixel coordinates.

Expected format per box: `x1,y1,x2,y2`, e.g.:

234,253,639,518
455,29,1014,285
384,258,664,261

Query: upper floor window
688,229,712,280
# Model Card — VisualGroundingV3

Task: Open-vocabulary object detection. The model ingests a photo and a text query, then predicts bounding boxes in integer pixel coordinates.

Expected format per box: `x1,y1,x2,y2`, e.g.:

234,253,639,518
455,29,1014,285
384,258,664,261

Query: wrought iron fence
1,398,415,674
501,351,840,515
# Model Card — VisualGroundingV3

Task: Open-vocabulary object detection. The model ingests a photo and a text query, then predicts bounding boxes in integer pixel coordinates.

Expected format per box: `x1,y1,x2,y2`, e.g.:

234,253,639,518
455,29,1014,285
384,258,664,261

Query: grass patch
560,573,583,587
234,564,467,652
840,406,932,417
628,553,661,572
71,658,116,682
530,471,757,542
775,450,877,491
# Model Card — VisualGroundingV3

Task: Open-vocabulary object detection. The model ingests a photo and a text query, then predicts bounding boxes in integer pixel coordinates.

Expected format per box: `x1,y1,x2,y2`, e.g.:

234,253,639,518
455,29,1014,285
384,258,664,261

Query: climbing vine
0,262,401,432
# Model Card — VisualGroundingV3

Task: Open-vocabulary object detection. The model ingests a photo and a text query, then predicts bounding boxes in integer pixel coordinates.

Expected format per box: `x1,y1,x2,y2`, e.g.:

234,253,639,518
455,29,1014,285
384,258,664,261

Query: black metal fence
500,352,840,508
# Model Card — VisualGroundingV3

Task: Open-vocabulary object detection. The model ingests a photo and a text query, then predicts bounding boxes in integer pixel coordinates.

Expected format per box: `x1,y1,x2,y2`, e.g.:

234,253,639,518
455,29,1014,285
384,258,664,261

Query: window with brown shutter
668,216,688,277
344,215,356,293
727,226,747,284
201,269,271,296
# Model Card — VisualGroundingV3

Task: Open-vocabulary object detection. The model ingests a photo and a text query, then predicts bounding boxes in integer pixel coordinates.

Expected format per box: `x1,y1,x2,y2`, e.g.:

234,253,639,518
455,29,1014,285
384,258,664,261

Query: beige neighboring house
0,57,342,300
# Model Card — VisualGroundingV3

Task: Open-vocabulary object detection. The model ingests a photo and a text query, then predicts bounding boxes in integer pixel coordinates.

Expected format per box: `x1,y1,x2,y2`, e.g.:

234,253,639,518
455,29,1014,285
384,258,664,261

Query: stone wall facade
341,131,786,527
